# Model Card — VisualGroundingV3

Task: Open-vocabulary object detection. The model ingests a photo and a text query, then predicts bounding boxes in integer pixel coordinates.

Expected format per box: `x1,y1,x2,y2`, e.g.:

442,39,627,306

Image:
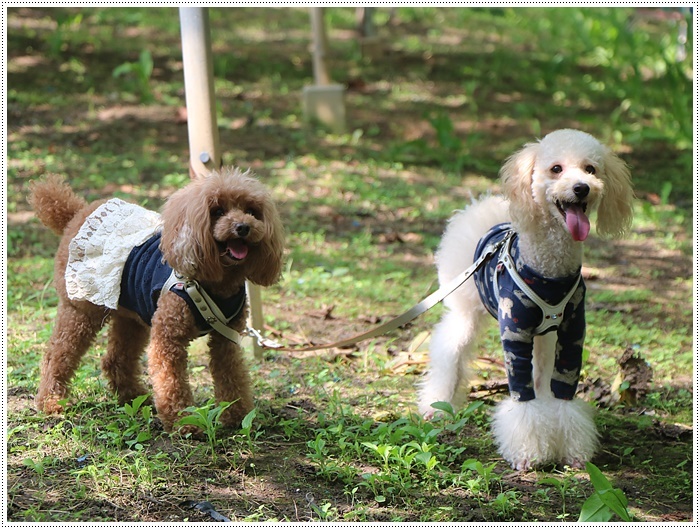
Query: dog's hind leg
36,302,102,413
418,308,483,418
102,315,150,405
207,332,254,427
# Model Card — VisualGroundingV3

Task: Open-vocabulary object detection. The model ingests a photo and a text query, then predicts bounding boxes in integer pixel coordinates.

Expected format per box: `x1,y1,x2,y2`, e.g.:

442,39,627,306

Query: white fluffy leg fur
417,309,482,418
493,397,599,470
418,195,510,418
552,398,599,467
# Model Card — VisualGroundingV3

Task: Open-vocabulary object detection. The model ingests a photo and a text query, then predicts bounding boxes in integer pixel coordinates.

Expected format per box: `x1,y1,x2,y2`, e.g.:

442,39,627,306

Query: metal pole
179,7,221,177
310,7,330,86
356,7,376,38
179,7,264,359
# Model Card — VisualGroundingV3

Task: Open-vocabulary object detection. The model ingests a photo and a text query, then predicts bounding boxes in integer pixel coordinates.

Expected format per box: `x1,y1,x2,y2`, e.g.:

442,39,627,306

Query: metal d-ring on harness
494,231,581,335
245,236,511,352
162,271,243,345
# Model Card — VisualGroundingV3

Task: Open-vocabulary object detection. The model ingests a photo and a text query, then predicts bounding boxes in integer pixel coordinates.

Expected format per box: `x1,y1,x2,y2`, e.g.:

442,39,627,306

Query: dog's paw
511,458,533,472
562,457,586,470
36,394,66,414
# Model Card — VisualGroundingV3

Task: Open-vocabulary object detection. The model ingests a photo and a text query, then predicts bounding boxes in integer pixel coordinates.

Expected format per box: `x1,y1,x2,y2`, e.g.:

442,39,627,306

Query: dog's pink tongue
565,205,590,242
227,240,249,260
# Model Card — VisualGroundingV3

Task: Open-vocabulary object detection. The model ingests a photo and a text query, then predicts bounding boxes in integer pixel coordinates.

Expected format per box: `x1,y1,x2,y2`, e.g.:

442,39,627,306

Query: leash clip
245,327,284,349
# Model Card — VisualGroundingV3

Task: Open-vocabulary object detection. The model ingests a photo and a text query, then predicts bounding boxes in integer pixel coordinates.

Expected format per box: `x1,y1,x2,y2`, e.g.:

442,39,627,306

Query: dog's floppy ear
500,141,540,224
246,198,285,286
596,149,634,238
160,180,221,282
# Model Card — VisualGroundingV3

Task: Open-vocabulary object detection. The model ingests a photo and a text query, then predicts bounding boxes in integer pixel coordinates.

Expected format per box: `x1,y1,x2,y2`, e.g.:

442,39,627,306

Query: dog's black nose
234,223,250,238
573,183,590,199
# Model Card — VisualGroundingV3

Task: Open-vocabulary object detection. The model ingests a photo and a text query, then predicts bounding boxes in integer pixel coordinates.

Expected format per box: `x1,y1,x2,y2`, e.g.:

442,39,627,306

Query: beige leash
246,234,511,352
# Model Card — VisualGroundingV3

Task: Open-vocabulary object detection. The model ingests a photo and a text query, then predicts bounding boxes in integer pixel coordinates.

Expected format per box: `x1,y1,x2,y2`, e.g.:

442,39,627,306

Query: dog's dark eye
551,165,563,174
210,207,225,218
245,208,262,220
585,165,596,174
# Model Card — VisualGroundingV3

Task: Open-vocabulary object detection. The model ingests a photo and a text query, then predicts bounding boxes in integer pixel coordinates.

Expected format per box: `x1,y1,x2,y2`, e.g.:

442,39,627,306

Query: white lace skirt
65,198,163,309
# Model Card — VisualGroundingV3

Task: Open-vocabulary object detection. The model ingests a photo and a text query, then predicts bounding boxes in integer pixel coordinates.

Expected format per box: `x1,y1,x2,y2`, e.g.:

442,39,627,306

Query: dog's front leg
532,332,557,398
494,306,561,470
207,330,253,427
147,294,198,432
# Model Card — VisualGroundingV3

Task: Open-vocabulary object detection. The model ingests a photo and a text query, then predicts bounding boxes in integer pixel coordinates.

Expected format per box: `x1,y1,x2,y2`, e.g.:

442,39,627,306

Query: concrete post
302,7,346,134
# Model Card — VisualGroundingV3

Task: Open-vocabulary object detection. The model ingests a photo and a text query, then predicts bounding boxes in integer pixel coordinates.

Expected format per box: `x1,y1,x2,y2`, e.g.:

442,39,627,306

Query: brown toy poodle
29,167,285,432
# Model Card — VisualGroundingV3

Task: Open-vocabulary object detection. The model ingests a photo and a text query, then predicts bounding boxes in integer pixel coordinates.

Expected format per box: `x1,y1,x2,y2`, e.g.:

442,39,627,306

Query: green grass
7,6,692,522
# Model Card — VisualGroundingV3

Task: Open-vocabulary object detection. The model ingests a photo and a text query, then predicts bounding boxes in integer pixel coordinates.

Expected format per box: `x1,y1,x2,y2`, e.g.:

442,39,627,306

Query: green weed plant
579,462,633,522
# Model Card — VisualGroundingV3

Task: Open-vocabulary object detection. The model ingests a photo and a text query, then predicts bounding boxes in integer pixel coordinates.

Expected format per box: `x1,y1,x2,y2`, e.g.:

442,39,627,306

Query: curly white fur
418,129,633,470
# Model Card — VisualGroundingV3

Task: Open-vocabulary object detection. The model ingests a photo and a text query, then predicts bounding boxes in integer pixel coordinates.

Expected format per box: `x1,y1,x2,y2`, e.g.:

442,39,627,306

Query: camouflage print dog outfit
474,223,586,402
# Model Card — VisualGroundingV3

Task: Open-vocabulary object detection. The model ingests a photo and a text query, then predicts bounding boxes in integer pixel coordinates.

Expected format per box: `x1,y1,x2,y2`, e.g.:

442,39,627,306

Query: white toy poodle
418,129,634,470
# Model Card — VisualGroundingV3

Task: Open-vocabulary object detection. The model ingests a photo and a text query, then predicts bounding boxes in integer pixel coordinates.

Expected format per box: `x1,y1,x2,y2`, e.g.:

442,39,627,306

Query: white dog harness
495,231,582,335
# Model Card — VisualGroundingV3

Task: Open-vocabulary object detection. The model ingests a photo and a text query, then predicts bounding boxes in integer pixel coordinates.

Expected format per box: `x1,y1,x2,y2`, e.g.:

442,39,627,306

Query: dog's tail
29,175,87,235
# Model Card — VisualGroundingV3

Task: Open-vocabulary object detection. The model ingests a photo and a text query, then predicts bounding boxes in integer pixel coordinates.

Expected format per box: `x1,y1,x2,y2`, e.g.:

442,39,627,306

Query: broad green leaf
241,408,257,430
582,462,633,522
429,401,455,417
599,489,632,522
585,462,613,492
579,493,613,522
112,62,135,78
177,416,205,427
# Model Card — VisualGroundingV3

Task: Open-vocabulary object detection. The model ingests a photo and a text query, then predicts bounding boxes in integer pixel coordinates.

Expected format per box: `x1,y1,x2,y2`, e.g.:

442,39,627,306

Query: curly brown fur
29,174,89,235
30,168,284,432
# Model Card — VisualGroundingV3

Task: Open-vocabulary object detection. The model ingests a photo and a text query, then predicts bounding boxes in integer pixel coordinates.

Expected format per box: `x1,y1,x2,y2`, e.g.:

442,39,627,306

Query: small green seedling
177,399,234,458
578,462,633,522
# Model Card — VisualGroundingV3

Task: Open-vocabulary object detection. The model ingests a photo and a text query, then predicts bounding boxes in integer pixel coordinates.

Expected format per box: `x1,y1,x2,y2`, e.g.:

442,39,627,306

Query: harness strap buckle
161,270,242,344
